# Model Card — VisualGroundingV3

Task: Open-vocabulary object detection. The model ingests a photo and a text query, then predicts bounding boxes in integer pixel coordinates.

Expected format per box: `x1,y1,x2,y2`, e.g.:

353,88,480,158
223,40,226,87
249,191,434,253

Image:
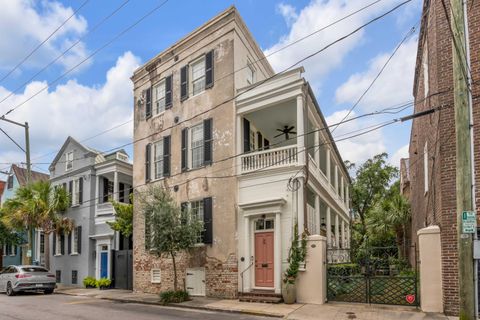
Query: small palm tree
2,181,70,267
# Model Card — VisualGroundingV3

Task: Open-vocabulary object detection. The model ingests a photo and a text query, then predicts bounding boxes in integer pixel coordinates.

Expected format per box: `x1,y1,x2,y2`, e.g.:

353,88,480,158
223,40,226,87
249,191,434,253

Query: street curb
55,291,285,318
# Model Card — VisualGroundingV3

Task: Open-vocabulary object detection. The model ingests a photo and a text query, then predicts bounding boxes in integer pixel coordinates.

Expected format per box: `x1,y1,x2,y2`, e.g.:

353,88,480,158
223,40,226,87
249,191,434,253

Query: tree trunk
172,254,178,291
44,232,51,270
27,227,33,265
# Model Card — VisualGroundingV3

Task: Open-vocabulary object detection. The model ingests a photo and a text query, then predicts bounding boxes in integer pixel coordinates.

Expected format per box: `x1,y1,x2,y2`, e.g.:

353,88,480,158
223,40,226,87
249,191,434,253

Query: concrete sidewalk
55,288,454,319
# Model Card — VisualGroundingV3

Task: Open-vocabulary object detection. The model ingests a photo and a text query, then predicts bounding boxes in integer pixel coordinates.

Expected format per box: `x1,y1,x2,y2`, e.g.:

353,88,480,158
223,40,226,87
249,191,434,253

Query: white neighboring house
236,67,351,294
48,136,133,287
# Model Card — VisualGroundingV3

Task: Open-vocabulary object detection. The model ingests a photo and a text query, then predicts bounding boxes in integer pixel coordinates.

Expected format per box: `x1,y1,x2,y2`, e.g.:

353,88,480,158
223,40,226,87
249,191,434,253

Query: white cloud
390,143,409,168
335,36,418,110
326,109,387,164
277,3,298,26
0,51,141,172
0,0,89,73
265,0,397,90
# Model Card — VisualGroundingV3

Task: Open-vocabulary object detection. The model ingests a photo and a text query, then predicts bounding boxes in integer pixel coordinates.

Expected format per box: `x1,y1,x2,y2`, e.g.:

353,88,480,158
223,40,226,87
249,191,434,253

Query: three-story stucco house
48,137,133,287
132,6,350,300
1,164,49,268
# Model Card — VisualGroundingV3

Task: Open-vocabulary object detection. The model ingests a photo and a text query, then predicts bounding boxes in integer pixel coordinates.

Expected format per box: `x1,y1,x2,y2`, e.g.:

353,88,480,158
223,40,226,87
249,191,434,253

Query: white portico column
335,214,340,249
297,178,305,235
314,130,320,166
95,175,100,204
113,171,119,201
326,207,332,248
341,219,346,249
274,212,282,294
296,95,305,165
236,115,243,173
315,195,320,235
326,148,331,182
243,216,251,292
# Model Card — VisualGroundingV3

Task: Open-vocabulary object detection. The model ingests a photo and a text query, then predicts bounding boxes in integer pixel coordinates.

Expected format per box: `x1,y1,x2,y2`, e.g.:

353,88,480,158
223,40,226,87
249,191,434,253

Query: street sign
462,211,476,234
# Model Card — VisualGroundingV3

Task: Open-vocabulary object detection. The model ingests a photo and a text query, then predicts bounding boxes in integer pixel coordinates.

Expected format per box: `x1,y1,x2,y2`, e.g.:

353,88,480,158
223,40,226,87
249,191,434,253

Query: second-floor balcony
240,145,298,173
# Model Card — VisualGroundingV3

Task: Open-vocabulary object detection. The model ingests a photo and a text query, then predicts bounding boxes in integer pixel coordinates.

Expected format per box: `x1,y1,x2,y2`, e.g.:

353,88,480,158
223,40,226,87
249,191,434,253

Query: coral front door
255,232,274,287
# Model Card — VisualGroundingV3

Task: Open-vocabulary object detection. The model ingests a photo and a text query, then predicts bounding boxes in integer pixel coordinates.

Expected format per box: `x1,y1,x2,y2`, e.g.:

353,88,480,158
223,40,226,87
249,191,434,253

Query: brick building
131,6,350,299
407,0,480,315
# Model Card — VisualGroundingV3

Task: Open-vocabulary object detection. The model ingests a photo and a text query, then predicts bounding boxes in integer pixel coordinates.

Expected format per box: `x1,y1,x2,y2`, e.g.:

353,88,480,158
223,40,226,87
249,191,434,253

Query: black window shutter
103,177,109,203
165,75,172,109
180,66,189,101
257,132,263,150
77,226,82,254
204,118,213,165
243,118,250,152
145,87,152,119
68,181,73,206
181,128,188,172
60,234,65,255
119,183,125,202
78,178,83,204
205,50,214,89
145,143,151,183
144,214,151,251
203,197,213,244
163,135,171,177
53,233,56,255
68,232,72,255
264,138,270,150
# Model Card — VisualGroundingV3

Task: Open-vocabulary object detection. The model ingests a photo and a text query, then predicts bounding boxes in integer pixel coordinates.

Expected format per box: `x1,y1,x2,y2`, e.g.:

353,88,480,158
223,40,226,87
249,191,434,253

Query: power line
0,0,131,108
330,21,419,133
0,0,90,84
0,127,25,153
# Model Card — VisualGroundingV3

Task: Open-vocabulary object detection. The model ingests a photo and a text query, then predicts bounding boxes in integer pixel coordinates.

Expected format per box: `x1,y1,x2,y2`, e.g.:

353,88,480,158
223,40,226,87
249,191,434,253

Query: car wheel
44,289,54,295
6,282,15,296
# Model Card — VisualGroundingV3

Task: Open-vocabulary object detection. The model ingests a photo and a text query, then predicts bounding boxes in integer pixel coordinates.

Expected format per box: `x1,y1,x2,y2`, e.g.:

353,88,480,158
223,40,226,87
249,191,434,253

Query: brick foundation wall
410,0,480,316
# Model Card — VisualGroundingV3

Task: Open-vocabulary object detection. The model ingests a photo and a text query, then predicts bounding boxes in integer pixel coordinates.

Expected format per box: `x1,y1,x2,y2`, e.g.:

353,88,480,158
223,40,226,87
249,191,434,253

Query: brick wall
410,0,480,315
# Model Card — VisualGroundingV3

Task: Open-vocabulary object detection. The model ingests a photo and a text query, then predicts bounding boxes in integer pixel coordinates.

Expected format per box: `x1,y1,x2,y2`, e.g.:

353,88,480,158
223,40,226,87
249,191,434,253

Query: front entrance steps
239,289,283,303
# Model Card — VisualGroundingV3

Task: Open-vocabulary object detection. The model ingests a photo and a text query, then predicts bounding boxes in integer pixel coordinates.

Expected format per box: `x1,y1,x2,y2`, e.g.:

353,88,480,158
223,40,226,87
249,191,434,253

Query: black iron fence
326,245,418,306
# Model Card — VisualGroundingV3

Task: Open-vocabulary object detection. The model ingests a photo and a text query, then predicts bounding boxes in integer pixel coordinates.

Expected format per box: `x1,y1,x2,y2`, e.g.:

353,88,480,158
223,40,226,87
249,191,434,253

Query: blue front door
100,252,108,279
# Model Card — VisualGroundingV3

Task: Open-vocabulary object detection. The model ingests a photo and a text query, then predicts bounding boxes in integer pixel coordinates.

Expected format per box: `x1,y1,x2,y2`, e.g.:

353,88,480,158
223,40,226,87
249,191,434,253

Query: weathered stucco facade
131,7,273,298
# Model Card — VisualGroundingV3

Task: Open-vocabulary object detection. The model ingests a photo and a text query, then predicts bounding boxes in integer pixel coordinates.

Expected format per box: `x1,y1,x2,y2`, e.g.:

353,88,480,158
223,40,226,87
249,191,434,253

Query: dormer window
66,151,73,171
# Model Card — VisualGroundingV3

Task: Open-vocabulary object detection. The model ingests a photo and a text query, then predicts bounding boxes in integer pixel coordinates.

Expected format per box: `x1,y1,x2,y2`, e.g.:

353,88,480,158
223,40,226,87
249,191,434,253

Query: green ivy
283,222,307,284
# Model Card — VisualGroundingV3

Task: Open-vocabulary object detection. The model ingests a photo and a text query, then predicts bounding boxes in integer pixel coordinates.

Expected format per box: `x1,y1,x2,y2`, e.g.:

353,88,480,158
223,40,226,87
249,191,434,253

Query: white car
0,265,56,296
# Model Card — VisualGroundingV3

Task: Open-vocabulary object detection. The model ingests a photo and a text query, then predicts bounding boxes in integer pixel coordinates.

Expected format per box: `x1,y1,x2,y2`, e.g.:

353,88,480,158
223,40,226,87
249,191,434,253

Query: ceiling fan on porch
274,125,296,140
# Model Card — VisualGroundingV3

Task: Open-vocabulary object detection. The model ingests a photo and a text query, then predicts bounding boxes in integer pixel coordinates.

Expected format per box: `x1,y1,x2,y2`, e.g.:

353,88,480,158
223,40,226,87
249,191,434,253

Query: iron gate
112,249,133,290
326,245,418,306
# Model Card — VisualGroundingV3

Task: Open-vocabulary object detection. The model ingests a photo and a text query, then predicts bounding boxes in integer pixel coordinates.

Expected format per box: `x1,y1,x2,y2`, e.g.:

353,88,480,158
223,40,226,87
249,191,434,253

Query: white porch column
274,212,282,294
334,165,338,193
340,177,344,200
314,130,320,166
326,148,331,182
243,216,251,292
341,220,345,248
297,178,305,235
326,207,332,248
335,214,340,249
113,171,119,201
315,195,320,235
95,175,100,204
346,185,350,209
296,94,305,165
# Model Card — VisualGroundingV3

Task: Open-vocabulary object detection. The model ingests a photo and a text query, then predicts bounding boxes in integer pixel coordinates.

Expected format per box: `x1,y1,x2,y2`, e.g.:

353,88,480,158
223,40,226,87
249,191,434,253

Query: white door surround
239,198,285,294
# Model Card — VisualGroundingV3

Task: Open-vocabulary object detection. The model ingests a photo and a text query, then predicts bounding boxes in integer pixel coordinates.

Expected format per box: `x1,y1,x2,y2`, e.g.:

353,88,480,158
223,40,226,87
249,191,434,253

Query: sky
0,0,423,180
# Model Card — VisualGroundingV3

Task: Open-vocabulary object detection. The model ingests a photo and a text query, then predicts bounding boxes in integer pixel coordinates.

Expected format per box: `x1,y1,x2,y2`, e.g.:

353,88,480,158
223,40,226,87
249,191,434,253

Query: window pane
154,141,164,179
191,124,204,168
154,81,166,114
265,219,274,230
192,58,206,95
255,219,264,230
191,201,204,243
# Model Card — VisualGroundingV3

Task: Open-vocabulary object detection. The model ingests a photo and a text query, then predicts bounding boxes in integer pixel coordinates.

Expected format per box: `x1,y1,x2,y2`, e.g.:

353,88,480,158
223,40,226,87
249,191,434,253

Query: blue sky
0,0,422,179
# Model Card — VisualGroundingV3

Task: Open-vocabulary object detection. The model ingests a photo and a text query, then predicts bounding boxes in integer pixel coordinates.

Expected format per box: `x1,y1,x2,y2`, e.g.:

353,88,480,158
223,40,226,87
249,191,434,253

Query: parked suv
0,265,56,296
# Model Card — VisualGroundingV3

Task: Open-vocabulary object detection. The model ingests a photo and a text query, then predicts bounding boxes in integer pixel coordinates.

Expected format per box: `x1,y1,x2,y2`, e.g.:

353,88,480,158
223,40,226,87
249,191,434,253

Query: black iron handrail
240,259,254,296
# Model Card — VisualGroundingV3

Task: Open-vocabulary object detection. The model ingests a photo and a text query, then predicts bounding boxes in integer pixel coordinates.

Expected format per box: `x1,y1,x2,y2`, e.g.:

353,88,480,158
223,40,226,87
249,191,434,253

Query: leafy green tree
348,153,398,237
2,181,70,267
107,194,133,238
139,186,203,291
141,186,204,291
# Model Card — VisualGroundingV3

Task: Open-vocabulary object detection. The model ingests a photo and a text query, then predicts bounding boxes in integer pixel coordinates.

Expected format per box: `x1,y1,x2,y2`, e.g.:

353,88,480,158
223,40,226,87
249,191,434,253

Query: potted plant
282,223,307,304
83,276,97,289
96,278,112,290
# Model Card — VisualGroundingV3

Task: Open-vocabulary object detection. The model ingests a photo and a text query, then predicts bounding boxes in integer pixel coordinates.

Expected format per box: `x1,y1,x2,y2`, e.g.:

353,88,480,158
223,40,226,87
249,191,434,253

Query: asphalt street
0,292,272,320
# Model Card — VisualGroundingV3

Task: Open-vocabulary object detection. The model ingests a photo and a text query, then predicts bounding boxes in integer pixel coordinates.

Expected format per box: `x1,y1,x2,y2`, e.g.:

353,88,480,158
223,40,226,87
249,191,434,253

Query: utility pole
0,116,31,183
451,0,475,318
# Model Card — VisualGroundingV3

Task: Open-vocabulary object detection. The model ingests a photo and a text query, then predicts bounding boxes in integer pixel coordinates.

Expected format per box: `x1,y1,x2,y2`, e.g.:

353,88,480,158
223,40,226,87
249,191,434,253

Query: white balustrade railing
96,202,115,216
240,145,298,173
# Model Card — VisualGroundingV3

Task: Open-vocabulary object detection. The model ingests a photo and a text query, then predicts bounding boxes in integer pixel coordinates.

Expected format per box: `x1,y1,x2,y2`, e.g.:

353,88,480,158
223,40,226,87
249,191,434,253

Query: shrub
328,263,361,276
83,276,97,288
159,290,190,304
96,278,112,289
